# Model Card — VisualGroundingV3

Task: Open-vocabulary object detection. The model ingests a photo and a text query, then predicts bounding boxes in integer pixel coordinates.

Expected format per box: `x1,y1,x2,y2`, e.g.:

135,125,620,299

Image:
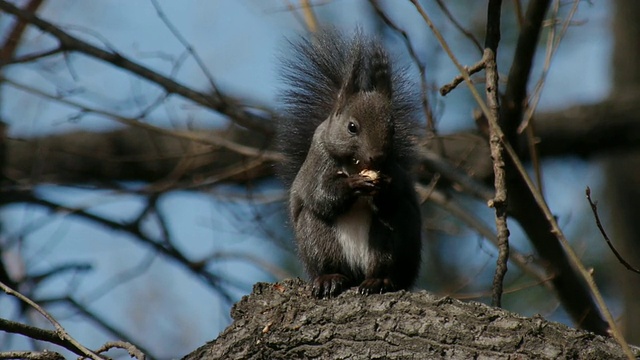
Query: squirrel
277,29,422,298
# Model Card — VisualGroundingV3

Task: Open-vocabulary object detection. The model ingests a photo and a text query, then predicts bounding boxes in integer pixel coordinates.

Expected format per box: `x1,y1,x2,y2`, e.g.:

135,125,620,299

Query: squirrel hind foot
358,277,396,295
312,274,351,298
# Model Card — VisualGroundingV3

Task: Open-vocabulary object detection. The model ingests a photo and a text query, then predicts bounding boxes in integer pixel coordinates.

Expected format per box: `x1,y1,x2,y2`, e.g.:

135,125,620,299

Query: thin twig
60,297,155,358
518,0,563,193
409,0,493,125
149,0,220,98
203,251,294,280
2,46,63,65
0,283,103,360
422,187,550,287
369,0,436,132
0,0,45,63
455,273,556,300
518,0,581,133
440,58,486,96
95,341,146,360
418,149,494,202
434,0,483,53
518,0,581,194
586,187,640,275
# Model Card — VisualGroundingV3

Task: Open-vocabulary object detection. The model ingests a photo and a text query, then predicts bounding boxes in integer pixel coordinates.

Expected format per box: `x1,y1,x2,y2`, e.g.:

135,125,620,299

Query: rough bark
182,279,637,360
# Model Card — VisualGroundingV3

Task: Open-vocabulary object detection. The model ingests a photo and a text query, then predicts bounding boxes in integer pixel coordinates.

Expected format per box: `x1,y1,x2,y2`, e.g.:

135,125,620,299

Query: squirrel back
277,29,419,185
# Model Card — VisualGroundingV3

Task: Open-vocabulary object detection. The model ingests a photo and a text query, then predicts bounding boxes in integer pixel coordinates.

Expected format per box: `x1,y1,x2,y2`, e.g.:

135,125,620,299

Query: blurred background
1,0,638,358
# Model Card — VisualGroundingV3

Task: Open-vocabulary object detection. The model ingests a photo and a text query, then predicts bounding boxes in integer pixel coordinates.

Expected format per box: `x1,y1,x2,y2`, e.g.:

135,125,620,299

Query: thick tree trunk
182,279,636,360
606,0,640,344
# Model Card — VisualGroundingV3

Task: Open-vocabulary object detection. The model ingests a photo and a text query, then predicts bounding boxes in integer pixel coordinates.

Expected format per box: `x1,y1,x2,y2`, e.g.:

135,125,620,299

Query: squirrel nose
367,152,385,168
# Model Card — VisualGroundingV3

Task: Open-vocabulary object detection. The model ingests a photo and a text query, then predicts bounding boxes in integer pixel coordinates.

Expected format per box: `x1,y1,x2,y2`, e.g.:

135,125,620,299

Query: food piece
359,169,380,182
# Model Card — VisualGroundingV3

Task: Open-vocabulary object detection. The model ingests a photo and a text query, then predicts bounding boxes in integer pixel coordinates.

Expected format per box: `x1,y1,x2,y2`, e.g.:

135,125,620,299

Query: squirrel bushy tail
277,29,419,185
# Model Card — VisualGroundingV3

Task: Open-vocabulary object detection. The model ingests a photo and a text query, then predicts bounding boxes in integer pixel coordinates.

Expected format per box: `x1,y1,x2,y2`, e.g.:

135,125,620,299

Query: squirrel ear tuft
336,40,392,112
336,50,364,111
369,44,392,98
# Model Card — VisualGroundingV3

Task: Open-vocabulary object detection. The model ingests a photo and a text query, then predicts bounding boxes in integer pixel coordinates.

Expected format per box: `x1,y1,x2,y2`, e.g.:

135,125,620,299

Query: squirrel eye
347,121,358,134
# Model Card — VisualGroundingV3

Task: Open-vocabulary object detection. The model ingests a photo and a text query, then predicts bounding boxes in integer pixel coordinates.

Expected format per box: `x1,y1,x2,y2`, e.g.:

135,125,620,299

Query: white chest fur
335,198,373,273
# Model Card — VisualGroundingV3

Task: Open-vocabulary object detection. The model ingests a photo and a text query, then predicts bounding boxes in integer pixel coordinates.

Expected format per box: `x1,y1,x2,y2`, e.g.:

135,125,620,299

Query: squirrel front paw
345,171,381,195
312,274,351,298
347,176,378,194
358,277,395,295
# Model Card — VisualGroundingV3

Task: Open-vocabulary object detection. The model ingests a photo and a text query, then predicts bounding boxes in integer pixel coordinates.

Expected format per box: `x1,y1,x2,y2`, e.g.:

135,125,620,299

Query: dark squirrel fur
277,29,422,298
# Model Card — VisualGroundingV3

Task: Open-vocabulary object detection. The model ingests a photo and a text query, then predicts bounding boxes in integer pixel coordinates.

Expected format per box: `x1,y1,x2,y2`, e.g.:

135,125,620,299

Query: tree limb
182,279,639,360
0,0,274,135
0,282,103,360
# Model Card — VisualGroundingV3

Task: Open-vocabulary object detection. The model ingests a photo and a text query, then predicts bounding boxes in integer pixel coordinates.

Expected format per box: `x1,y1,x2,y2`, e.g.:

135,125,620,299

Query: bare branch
501,0,549,137
369,0,436,132
95,341,146,360
434,0,484,53
0,0,275,135
57,297,155,358
149,0,219,95
518,0,581,133
2,77,280,162
0,283,103,360
439,59,486,96
0,0,45,63
418,149,494,202
519,0,581,192
0,318,80,358
3,46,64,65
533,93,640,158
483,0,510,308
421,187,550,287
586,187,640,275
0,350,64,360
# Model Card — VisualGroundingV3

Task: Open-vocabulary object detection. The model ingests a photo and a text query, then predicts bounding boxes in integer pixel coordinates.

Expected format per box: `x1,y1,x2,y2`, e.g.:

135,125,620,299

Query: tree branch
0,282,103,360
533,93,640,158
0,0,274,135
182,279,640,360
586,187,640,275
0,318,83,358
483,0,510,308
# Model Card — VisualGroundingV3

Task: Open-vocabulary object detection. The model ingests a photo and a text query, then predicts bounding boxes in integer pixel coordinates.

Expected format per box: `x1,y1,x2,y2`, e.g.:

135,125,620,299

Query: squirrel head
322,43,395,173
323,92,394,173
